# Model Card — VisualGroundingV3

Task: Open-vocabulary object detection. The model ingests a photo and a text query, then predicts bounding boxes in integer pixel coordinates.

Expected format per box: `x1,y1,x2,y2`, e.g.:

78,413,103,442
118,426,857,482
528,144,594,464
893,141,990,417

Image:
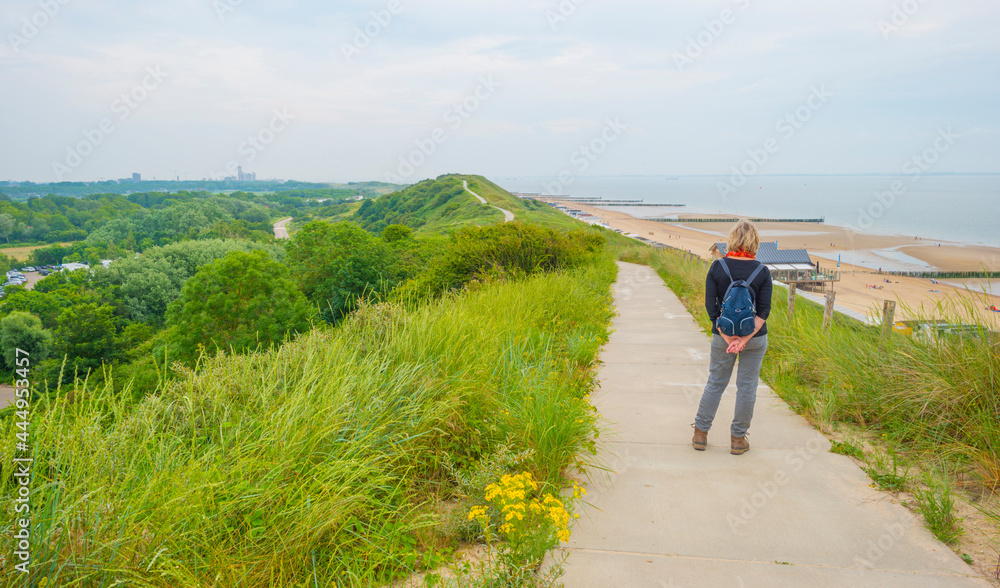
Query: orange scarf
725,250,755,260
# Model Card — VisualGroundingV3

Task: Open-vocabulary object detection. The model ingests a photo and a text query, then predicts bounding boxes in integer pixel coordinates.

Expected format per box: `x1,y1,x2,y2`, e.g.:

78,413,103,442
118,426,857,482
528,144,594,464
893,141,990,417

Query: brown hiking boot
731,434,750,455
692,425,707,451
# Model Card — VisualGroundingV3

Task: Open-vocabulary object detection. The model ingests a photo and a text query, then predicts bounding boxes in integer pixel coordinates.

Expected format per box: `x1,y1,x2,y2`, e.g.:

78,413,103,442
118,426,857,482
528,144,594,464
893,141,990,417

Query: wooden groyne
598,202,685,207
557,198,644,204
653,217,825,223
519,194,686,207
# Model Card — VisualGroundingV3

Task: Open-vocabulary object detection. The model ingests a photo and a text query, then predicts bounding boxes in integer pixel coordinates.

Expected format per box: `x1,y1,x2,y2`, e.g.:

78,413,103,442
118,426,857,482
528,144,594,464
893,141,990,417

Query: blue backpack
716,258,765,337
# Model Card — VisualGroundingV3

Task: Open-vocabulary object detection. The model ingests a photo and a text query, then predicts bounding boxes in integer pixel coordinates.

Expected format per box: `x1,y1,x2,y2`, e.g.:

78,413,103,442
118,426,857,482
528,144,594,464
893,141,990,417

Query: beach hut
710,241,840,291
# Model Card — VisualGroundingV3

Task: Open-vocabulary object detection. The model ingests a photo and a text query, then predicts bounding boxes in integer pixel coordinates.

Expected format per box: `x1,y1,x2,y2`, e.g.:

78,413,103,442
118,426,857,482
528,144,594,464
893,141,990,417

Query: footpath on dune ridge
553,262,988,587
463,180,514,222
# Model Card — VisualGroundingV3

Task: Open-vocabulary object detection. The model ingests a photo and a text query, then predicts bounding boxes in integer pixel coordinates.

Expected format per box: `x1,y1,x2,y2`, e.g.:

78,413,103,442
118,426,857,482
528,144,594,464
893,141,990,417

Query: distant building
132,173,141,183
61,262,90,273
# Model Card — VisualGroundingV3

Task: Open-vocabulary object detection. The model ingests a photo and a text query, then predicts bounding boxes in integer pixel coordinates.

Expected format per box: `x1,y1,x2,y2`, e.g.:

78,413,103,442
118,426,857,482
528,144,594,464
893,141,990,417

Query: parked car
39,269,49,276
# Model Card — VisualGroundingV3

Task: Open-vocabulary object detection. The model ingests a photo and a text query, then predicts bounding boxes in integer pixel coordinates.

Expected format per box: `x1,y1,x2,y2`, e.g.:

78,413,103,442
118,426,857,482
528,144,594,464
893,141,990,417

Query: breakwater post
823,291,836,330
788,283,797,321
882,300,896,341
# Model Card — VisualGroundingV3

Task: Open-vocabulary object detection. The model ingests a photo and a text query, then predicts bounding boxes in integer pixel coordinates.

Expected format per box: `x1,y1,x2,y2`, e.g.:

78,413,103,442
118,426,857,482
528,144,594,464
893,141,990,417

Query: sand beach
544,199,1000,328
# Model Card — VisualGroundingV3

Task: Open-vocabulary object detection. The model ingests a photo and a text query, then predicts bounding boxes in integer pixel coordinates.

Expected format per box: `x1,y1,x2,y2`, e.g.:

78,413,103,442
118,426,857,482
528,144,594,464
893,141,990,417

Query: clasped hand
721,333,747,354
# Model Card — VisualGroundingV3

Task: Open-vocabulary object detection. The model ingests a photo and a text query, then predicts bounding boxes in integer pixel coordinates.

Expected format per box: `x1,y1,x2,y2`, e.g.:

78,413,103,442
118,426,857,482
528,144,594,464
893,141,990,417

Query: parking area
4,267,56,293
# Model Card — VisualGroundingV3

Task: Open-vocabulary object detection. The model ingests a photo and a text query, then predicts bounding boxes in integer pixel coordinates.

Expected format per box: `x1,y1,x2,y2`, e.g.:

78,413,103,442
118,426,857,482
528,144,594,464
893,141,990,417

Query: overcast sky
1,0,998,183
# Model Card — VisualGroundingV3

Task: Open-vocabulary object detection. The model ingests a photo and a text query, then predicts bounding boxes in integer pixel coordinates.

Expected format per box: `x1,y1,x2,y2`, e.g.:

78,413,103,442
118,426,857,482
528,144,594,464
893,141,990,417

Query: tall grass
0,258,616,586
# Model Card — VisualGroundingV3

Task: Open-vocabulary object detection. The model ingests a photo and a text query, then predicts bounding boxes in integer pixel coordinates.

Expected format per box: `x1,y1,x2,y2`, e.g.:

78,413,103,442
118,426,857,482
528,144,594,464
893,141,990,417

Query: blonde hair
727,220,760,255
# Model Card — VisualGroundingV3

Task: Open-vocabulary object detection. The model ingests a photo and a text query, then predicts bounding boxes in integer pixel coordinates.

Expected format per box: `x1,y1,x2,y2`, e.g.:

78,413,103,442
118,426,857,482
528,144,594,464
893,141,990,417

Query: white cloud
0,0,998,181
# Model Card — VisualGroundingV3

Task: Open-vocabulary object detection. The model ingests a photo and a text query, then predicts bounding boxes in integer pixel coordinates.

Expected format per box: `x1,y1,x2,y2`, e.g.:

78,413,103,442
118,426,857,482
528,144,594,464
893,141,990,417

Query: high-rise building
237,166,244,181
132,173,141,183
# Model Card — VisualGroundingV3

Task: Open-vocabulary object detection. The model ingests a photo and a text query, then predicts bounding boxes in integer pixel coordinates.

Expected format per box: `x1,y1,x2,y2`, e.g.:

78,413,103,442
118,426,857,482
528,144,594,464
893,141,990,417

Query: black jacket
705,258,772,338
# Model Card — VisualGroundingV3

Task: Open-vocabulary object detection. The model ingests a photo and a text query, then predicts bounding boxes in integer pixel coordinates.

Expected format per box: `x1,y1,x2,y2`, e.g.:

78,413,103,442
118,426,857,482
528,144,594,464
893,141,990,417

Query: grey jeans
694,333,768,438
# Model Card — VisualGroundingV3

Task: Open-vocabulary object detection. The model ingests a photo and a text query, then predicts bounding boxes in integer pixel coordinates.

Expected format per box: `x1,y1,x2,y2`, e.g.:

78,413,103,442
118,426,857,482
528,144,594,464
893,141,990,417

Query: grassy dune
460,177,582,232
0,257,616,586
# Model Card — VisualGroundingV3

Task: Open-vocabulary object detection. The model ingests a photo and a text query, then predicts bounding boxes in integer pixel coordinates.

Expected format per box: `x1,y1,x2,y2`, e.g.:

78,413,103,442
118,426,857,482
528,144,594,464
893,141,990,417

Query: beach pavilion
710,241,840,291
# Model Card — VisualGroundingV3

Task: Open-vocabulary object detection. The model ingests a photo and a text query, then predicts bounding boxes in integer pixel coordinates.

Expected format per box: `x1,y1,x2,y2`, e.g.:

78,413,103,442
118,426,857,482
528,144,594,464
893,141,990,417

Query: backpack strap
718,258,733,282
746,263,766,287
718,258,738,303
744,263,767,307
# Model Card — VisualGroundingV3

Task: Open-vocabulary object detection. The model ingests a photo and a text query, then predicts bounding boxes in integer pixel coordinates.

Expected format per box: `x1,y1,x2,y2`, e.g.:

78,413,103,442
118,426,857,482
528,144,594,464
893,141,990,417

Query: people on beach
693,220,772,456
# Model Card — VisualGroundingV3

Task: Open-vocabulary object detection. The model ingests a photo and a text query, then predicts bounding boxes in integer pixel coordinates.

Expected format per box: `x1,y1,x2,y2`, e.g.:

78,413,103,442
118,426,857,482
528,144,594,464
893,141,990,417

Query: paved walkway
273,217,292,239
556,262,988,587
0,384,14,409
463,180,514,222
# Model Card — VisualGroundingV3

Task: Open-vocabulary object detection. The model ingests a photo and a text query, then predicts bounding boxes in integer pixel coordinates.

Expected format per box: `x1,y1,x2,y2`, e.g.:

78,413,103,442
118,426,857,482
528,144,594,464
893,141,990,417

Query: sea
496,175,1000,250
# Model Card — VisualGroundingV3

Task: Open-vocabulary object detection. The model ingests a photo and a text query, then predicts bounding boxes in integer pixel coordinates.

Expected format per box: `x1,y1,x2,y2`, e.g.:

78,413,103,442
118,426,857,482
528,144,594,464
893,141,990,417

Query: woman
692,220,772,455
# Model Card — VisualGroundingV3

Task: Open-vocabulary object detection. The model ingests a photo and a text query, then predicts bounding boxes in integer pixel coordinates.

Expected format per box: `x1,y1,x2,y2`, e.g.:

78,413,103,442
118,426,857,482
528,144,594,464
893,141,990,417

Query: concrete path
273,217,292,239
0,384,14,409
463,180,514,222
556,262,988,587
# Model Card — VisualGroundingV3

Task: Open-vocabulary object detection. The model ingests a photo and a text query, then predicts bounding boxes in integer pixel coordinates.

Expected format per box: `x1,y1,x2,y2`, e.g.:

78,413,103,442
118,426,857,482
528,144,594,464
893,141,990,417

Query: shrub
411,222,604,296
286,221,399,323
165,249,315,361
0,311,52,368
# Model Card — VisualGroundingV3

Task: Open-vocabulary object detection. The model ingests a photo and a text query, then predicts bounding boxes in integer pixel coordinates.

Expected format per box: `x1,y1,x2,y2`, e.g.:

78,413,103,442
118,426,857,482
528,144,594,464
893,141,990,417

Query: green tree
286,221,398,323
94,239,285,325
165,250,314,361
0,253,17,275
0,213,15,243
0,311,52,369
53,303,120,374
381,224,413,243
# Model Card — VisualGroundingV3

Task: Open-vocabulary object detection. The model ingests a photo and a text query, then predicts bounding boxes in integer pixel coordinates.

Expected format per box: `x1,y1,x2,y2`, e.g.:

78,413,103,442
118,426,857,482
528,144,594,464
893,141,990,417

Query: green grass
830,440,864,460
462,176,583,231
352,174,591,237
913,473,964,545
863,447,911,492
0,255,617,586
352,175,504,235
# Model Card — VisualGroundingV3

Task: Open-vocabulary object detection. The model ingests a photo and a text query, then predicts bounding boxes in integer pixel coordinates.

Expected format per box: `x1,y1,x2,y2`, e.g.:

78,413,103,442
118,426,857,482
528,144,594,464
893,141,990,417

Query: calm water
497,175,1000,248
